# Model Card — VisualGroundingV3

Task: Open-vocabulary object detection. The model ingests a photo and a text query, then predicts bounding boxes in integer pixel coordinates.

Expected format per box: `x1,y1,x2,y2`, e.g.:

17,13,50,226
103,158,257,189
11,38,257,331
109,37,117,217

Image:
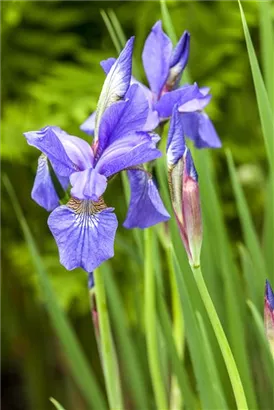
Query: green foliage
2,1,274,409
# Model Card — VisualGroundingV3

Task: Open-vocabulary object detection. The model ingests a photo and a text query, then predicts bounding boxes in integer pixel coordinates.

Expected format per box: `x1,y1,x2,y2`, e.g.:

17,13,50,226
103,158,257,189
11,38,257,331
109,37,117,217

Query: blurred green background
1,1,270,409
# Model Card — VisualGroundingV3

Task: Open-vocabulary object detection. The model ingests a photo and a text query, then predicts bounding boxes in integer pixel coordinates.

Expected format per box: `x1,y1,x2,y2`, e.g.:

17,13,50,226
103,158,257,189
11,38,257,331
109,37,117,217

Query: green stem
94,269,123,410
144,228,168,410
167,245,184,410
191,265,248,410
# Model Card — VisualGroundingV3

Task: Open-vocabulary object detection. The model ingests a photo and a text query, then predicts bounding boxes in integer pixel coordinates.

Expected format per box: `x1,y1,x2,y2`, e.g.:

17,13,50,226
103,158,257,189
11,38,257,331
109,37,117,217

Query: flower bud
167,107,202,267
264,280,274,356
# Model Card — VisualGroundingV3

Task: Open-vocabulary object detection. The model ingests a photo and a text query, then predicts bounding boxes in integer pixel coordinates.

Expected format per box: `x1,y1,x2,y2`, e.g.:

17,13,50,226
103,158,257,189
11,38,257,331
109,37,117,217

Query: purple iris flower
24,38,169,272
81,21,221,149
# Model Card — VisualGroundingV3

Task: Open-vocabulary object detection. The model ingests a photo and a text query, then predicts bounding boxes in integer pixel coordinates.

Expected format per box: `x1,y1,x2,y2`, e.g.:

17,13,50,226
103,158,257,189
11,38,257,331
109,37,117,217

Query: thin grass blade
50,398,66,410
100,10,121,54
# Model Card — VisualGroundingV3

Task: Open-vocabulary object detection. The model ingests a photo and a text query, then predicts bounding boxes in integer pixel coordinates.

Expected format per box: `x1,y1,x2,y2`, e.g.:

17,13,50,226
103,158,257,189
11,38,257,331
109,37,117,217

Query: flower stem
94,269,123,410
191,265,248,410
144,228,168,410
167,245,184,410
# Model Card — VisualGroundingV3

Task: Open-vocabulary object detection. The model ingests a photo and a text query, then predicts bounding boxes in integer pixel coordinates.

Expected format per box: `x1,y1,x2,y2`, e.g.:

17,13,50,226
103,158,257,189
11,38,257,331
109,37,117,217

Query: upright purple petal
31,154,68,211
194,113,221,149
95,37,134,138
100,57,116,74
180,112,200,142
167,31,190,89
48,198,118,272
70,168,107,201
167,107,186,166
155,84,200,120
80,111,96,136
97,84,149,157
95,131,161,178
123,169,170,228
142,21,172,98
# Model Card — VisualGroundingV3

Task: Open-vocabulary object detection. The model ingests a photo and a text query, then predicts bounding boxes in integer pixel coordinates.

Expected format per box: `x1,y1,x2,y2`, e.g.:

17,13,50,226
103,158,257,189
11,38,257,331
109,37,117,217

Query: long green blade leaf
259,0,274,111
238,0,274,173
104,265,151,410
3,175,107,410
226,150,266,283
50,398,66,410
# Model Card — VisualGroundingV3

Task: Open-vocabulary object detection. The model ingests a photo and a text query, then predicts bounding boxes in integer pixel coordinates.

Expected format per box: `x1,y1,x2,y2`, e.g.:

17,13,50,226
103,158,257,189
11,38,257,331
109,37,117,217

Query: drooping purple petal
180,112,200,142
31,154,68,211
194,113,221,149
167,31,190,89
155,84,200,120
95,37,134,138
95,131,161,178
80,111,96,136
24,126,75,177
48,198,118,272
123,169,170,228
167,106,186,166
70,168,107,201
178,92,212,112
142,21,172,98
24,126,94,176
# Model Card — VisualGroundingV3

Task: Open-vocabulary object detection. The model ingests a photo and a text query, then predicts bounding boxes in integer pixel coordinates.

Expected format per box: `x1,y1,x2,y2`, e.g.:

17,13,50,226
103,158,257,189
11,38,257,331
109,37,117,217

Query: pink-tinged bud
264,280,274,356
167,107,202,267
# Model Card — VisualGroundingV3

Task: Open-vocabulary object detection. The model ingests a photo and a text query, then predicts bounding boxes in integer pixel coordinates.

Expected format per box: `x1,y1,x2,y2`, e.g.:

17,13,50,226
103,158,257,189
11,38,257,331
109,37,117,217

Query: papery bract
167,106,202,267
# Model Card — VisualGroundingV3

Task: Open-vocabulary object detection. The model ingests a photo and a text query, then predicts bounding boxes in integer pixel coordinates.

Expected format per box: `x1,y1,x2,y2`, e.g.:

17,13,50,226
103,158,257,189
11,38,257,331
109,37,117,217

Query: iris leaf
3,175,107,410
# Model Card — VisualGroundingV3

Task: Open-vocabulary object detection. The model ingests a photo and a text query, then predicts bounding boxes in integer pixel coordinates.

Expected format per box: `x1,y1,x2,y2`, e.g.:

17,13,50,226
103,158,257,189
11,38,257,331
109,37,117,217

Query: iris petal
48,198,118,272
123,169,170,228
100,57,116,74
97,84,149,156
24,126,75,177
80,111,96,136
195,113,221,149
70,168,107,201
155,84,200,120
95,37,134,138
32,154,69,211
167,107,186,166
24,126,94,175
168,31,190,89
95,131,161,178
142,21,172,98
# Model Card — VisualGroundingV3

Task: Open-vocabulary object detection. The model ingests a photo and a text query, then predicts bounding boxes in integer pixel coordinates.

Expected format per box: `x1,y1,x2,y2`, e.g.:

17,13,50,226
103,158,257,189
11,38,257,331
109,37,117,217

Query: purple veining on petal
48,198,118,272
142,21,173,98
123,169,170,229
